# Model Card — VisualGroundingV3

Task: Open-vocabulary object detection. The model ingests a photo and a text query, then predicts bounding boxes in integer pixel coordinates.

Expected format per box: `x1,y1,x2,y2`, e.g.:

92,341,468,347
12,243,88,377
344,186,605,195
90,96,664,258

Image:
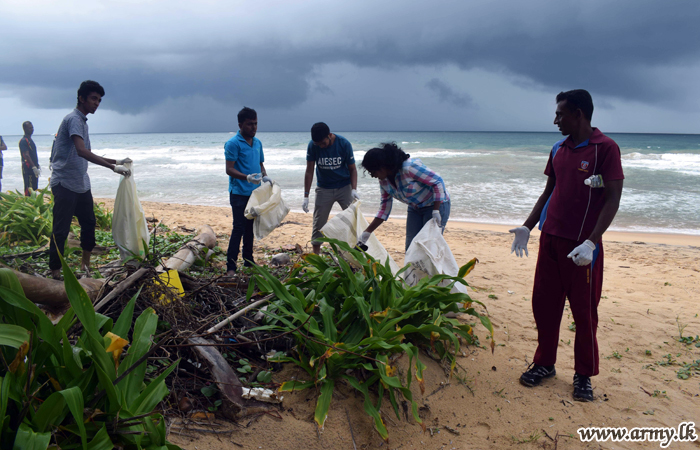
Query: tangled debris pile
1,195,495,445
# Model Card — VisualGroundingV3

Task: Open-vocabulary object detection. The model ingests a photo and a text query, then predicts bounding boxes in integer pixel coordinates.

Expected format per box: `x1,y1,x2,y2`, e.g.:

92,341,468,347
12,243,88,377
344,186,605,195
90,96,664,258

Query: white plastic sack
402,219,467,294
112,162,150,262
244,182,290,240
320,201,400,275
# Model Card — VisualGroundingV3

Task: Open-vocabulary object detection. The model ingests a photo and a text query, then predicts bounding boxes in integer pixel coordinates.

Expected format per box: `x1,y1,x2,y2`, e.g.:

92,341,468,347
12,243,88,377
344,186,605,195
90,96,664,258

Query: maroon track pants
531,232,604,377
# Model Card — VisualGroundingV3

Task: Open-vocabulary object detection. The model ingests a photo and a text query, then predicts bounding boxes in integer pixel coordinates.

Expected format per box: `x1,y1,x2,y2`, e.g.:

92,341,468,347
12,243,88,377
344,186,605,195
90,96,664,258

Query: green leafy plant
0,254,180,449
0,188,113,249
247,238,494,442
0,187,54,247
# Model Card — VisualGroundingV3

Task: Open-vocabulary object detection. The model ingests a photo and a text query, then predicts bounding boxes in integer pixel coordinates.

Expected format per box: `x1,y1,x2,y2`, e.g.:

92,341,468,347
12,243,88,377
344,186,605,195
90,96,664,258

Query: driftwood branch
205,295,273,335
157,225,217,273
94,267,149,313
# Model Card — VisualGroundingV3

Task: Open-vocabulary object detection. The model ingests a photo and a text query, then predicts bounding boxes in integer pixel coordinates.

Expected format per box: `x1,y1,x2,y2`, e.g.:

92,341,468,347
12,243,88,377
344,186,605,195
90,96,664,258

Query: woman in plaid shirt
358,142,451,251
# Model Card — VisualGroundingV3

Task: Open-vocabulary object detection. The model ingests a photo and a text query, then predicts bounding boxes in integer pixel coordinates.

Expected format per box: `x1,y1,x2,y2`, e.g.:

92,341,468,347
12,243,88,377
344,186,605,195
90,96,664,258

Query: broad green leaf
12,423,51,450
32,391,67,432
0,375,10,443
112,287,141,338
131,359,179,415
118,308,158,404
59,252,99,342
87,425,113,450
57,387,87,450
0,324,30,348
313,379,335,429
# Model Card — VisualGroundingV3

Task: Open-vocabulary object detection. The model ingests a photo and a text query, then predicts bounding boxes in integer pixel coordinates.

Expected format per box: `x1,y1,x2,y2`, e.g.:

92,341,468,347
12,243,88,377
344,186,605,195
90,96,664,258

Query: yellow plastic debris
157,269,185,304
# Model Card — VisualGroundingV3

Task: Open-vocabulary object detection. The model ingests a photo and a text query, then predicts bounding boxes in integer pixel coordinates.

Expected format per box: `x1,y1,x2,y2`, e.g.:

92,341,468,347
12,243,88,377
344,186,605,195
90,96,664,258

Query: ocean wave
622,152,700,175
409,150,485,159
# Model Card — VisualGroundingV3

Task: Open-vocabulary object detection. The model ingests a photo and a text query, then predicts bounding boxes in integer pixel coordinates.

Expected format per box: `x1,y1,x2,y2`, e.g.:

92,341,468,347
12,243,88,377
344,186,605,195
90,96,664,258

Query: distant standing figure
358,142,450,251
19,121,40,196
302,122,359,254
49,80,132,279
0,135,6,192
224,107,271,275
509,89,624,402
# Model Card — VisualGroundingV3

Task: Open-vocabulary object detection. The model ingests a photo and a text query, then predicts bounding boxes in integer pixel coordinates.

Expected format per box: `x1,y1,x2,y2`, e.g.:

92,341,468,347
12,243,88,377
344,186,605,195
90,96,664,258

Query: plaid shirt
376,158,450,220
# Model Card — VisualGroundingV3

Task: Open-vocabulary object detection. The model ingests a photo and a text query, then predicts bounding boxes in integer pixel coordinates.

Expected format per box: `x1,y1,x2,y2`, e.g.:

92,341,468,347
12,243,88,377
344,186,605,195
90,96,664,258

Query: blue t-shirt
224,131,265,196
306,134,355,189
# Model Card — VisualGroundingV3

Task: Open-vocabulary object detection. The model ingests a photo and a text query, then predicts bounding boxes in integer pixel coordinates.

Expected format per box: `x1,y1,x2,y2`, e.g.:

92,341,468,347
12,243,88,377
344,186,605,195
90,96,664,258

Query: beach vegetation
0,187,113,249
246,238,494,442
0,254,181,449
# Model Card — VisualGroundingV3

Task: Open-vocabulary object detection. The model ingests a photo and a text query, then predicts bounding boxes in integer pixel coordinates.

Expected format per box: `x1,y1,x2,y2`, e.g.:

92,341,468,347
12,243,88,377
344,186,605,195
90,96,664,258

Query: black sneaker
573,373,594,402
519,363,556,387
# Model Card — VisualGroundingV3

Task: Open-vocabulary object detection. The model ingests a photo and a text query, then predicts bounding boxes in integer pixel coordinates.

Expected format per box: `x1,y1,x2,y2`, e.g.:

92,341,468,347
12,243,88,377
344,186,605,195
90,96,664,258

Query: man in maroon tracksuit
509,89,624,402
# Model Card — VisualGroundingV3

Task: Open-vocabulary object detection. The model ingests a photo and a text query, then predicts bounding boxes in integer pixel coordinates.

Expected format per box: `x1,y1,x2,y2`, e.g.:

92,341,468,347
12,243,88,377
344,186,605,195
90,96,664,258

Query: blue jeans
405,201,450,251
227,193,254,272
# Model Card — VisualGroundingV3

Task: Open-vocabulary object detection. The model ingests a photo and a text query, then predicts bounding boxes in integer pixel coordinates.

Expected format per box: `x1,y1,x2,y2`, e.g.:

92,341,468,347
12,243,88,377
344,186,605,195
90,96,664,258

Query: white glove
509,226,530,257
302,197,309,213
32,166,40,178
356,231,371,248
246,173,262,184
432,210,442,226
113,165,131,177
351,189,360,201
567,240,596,266
115,158,132,165
262,175,273,184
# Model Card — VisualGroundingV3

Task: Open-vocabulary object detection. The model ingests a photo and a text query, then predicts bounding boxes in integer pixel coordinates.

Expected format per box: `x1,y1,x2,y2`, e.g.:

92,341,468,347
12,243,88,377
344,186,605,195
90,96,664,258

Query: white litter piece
403,219,467,295
242,387,283,404
244,182,290,240
320,200,399,275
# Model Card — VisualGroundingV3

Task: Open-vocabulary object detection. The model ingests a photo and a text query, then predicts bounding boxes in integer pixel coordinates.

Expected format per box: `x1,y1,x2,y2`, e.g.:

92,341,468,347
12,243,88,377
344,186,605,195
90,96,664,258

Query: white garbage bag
112,162,150,262
244,182,290,240
403,219,467,294
320,201,400,275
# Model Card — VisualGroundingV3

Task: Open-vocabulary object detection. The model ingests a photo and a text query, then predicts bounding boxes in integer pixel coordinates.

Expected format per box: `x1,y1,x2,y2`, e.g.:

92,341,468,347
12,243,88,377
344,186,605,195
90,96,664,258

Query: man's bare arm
72,135,116,170
586,179,623,244
348,163,357,190
226,160,249,180
304,161,315,195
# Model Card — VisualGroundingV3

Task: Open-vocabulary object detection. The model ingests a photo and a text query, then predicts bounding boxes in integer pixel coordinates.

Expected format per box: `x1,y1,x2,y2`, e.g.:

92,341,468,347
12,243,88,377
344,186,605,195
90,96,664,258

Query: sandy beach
97,198,700,449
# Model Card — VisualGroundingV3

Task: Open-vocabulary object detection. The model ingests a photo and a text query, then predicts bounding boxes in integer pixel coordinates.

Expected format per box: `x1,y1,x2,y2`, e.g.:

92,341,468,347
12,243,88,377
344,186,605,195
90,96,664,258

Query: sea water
1,131,698,235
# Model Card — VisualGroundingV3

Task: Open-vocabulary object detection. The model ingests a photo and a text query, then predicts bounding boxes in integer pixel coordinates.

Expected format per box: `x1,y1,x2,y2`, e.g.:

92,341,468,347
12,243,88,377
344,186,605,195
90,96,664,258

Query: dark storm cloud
2,0,700,116
425,78,474,108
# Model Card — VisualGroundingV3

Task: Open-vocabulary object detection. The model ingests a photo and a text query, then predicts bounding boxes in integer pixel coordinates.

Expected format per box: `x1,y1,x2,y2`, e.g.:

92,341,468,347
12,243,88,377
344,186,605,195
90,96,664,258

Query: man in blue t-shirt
224,107,271,275
302,122,359,254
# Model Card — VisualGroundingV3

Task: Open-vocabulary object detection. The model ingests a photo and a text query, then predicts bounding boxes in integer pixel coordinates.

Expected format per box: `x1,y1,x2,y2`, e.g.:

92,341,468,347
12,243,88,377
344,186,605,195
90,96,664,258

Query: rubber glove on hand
262,175,273,184
432,210,442,226
302,198,309,213
115,158,132,165
32,166,40,178
246,173,262,184
113,165,131,177
509,226,530,257
567,240,596,266
351,189,360,201
356,231,371,249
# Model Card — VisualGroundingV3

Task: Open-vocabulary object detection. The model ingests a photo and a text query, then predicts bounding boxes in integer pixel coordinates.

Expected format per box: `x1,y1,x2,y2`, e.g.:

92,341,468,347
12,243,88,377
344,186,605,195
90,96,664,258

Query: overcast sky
1,0,700,135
